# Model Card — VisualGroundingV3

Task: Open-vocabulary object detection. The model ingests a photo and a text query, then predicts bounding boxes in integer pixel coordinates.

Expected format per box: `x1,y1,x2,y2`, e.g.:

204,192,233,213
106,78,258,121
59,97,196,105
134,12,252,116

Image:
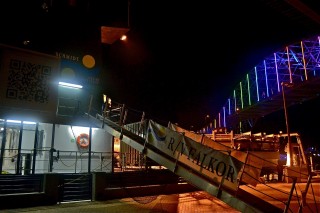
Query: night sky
101,1,319,131
1,1,320,141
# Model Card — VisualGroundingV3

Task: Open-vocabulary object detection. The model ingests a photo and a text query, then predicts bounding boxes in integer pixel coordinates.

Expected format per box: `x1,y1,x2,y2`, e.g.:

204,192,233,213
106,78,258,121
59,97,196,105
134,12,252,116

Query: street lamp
281,82,294,167
236,107,241,134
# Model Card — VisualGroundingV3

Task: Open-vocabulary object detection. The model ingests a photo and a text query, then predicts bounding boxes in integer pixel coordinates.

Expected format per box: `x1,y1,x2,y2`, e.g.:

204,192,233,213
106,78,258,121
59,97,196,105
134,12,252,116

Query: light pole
281,82,294,167
205,114,210,126
236,107,241,134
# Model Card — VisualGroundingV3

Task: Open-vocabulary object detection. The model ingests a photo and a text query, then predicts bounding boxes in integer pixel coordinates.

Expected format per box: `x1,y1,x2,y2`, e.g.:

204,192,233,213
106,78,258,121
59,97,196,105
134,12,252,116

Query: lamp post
281,82,294,167
204,115,210,133
236,107,241,134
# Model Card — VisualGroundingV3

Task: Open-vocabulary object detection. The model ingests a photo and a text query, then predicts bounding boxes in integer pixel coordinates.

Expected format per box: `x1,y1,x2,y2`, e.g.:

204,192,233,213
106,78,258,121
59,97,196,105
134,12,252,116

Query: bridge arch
202,34,320,134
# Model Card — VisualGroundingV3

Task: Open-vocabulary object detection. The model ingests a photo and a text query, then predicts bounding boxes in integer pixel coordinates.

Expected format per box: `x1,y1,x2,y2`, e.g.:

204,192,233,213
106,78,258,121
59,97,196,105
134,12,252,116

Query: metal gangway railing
83,98,319,213
1,94,318,212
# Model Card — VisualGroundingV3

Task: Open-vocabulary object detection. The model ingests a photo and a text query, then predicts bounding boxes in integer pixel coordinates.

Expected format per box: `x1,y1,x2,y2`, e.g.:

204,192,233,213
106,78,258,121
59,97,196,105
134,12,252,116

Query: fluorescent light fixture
59,82,83,89
23,121,36,125
7,120,21,124
5,120,36,124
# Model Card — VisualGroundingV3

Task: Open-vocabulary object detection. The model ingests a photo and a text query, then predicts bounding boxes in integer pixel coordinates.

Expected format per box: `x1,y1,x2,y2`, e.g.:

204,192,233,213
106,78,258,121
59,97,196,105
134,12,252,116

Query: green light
240,82,244,109
246,74,251,106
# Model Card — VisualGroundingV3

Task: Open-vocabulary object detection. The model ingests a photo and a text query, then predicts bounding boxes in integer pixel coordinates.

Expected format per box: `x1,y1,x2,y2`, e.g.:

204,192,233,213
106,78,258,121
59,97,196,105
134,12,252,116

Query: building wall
1,121,113,174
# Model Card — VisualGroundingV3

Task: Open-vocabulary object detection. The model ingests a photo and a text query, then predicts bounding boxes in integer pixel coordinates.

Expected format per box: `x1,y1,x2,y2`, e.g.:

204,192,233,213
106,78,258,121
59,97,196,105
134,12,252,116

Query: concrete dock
2,182,319,213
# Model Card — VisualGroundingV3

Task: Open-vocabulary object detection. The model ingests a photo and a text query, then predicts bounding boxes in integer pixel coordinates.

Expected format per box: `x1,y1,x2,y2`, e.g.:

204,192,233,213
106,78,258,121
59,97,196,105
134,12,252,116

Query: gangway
86,113,284,213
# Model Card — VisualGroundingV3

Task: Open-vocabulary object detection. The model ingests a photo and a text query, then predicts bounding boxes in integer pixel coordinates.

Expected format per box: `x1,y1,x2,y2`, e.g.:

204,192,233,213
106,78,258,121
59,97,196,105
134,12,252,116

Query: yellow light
120,35,127,41
82,55,95,69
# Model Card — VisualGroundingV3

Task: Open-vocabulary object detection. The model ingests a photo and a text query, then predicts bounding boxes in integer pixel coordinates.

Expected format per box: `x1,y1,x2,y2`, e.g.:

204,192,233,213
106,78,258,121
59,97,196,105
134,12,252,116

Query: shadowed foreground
2,191,240,213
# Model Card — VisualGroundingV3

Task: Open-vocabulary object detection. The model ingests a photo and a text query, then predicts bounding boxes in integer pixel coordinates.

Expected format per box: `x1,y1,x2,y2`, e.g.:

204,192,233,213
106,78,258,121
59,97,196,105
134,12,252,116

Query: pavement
1,191,241,213
1,182,319,213
240,182,320,213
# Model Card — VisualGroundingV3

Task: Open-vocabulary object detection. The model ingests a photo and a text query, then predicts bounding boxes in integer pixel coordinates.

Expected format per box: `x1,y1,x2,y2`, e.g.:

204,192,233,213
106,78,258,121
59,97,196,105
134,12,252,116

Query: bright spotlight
58,82,83,89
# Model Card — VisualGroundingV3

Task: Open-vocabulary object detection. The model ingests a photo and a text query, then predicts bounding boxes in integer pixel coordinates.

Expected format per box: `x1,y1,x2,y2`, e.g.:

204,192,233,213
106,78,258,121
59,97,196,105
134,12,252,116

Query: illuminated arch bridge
204,34,320,134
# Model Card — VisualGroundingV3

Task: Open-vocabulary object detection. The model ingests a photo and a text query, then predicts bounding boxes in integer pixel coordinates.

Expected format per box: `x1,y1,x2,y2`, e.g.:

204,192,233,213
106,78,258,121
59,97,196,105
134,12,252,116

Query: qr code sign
6,59,52,103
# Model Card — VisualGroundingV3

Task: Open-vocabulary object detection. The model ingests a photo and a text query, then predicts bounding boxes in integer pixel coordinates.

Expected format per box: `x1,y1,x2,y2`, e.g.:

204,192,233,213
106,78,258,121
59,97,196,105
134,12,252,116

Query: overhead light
23,121,36,125
59,82,83,89
6,120,36,124
7,120,21,124
120,35,127,41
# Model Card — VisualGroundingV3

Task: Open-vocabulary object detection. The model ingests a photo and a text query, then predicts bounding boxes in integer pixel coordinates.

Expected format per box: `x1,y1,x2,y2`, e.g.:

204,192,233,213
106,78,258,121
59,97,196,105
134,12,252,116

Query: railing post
32,122,39,174
75,152,78,173
88,126,92,173
100,152,103,171
122,109,128,126
300,174,312,209
139,112,145,135
49,124,56,172
283,177,297,213
102,97,108,128
16,121,23,174
119,104,125,126
0,120,7,173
